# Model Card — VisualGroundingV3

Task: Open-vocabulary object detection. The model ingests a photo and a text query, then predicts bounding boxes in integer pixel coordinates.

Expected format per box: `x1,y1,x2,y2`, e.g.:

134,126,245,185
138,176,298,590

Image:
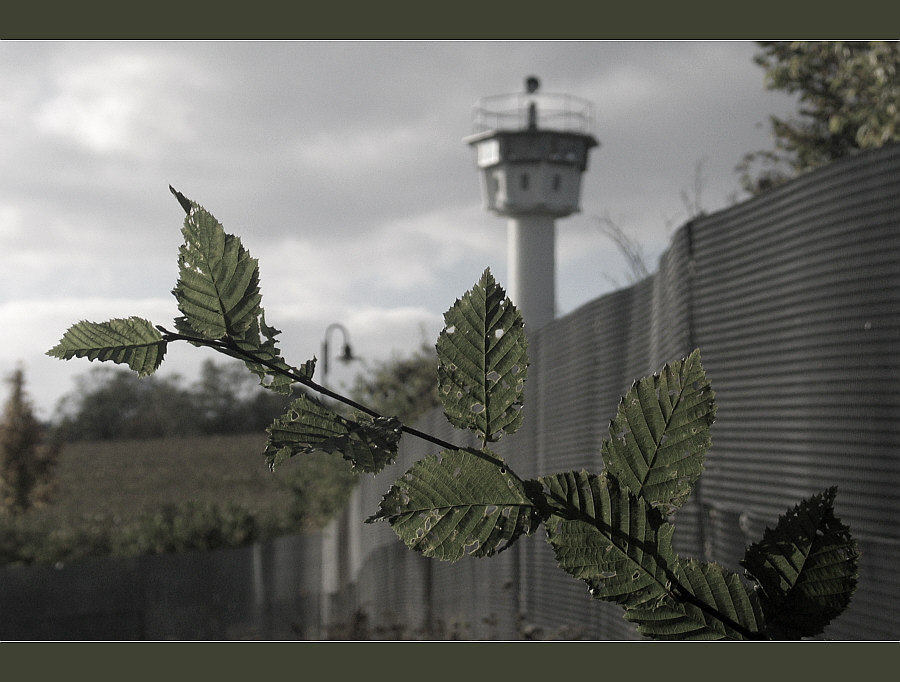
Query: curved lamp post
321,322,360,387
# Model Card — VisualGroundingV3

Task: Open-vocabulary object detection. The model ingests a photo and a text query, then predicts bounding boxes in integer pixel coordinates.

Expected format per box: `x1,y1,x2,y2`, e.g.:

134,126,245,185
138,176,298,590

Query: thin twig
541,486,766,641
155,327,759,637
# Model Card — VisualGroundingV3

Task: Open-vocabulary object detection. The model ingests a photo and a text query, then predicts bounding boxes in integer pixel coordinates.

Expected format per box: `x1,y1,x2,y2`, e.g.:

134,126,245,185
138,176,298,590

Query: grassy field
51,434,293,524
10,433,356,558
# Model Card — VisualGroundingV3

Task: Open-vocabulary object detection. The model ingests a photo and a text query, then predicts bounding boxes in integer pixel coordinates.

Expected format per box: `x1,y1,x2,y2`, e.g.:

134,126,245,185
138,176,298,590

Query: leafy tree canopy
348,342,441,425
739,40,900,194
52,360,292,442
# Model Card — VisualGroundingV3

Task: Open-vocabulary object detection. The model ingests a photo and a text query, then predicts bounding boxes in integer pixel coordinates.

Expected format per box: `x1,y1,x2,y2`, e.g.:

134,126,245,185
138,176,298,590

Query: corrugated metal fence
0,532,323,640
321,143,900,640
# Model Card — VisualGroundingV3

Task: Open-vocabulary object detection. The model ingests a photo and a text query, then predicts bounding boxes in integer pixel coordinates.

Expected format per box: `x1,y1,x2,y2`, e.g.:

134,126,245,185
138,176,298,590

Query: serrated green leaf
624,559,766,640
436,268,528,443
46,317,166,377
740,487,859,639
541,470,676,608
168,193,300,394
367,448,541,561
601,349,716,513
264,393,401,474
171,201,262,340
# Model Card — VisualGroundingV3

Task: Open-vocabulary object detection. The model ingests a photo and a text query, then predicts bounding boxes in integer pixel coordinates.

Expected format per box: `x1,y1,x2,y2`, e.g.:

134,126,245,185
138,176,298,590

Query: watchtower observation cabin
465,76,599,330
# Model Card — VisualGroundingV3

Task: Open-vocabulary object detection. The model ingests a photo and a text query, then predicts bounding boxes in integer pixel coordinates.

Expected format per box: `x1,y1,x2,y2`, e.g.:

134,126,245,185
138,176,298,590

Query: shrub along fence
322,142,900,640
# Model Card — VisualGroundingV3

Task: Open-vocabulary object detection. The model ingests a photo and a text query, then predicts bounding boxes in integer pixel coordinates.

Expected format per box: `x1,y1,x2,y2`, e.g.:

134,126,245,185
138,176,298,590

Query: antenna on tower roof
525,76,540,129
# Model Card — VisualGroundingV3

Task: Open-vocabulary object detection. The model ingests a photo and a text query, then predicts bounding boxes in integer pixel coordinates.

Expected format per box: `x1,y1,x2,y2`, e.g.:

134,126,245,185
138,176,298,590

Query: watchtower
464,76,599,329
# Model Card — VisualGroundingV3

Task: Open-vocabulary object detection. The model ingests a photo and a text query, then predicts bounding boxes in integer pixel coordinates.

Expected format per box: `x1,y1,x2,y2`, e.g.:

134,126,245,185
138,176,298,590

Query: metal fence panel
327,143,900,640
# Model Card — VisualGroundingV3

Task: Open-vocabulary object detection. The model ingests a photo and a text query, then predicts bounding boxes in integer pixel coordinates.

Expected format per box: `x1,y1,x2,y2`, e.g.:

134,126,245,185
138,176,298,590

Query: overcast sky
0,40,799,418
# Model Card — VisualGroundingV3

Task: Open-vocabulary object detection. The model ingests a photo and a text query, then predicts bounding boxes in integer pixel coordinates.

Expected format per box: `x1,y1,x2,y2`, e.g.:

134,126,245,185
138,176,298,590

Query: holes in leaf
484,505,498,516
471,403,485,414
631,571,641,581
494,328,504,339
651,501,677,516
486,370,500,383
598,570,616,579
446,326,456,334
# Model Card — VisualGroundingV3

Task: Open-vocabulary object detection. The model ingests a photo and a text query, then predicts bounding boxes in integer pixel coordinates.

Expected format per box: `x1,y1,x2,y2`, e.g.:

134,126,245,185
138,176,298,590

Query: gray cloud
0,40,798,416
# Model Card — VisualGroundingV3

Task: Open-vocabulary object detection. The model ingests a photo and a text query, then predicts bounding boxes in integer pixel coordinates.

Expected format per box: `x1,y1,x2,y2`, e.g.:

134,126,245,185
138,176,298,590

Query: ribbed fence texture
0,532,324,640
322,143,900,640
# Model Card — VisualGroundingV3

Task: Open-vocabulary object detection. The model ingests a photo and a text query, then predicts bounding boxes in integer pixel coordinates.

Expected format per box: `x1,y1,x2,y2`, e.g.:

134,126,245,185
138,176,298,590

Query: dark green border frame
1,1,894,39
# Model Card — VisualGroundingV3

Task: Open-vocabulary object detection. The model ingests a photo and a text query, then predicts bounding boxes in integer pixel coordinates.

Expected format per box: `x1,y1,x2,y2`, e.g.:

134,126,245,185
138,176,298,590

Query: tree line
52,359,294,442
738,41,900,194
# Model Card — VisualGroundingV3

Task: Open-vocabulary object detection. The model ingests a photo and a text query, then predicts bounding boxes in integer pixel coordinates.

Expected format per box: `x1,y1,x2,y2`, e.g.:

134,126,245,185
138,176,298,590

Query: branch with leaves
48,188,859,639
